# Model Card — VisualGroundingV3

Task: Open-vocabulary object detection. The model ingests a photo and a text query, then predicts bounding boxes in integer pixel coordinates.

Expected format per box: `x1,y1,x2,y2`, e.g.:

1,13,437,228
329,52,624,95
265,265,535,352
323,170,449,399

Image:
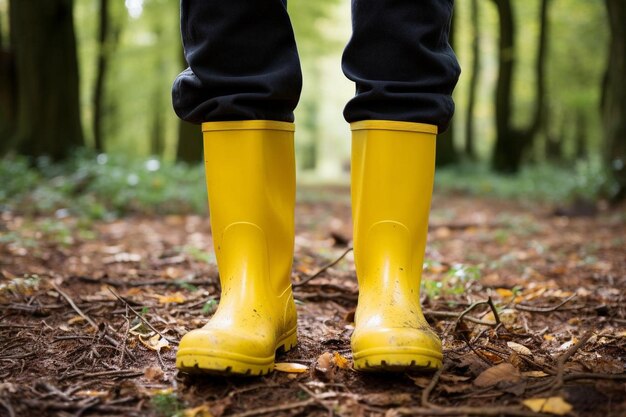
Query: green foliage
423,261,481,298
434,158,616,203
151,391,183,417
0,152,207,219
202,298,218,315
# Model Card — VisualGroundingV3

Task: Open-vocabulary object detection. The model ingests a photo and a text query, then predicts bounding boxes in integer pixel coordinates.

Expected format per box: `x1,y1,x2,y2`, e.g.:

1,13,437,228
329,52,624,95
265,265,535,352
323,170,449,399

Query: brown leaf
473,363,521,387
507,341,532,356
144,365,165,381
316,352,334,373
364,393,412,406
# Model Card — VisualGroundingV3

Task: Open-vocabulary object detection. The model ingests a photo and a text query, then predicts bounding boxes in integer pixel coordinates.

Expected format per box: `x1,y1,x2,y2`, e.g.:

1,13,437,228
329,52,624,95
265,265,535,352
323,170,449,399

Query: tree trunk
603,0,626,202
176,48,203,163
93,0,110,153
0,5,16,151
436,6,458,166
465,0,480,160
491,0,550,173
10,0,84,160
490,0,518,172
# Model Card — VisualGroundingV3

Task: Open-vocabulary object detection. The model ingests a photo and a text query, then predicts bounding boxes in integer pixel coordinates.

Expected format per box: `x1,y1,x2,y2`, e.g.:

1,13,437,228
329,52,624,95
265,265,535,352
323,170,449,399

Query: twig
515,294,577,313
425,310,497,326
228,398,316,417
394,405,551,416
51,282,98,330
108,287,178,345
452,297,501,333
421,362,449,407
553,330,594,390
564,372,626,382
298,383,335,417
0,398,15,417
293,247,353,287
59,369,144,381
76,275,215,288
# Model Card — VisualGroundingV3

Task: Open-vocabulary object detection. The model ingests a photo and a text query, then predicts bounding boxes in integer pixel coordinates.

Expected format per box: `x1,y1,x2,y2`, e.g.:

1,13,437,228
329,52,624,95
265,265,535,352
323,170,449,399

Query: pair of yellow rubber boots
176,120,442,375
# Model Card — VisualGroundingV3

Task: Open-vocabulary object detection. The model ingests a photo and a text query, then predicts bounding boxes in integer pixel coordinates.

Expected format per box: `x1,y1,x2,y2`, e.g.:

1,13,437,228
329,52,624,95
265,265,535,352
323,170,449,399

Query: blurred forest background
0,0,625,218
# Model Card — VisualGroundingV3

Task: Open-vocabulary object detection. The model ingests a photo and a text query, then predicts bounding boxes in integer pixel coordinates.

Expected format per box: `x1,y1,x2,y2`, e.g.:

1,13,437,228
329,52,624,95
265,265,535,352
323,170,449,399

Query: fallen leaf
316,352,334,373
155,292,186,304
183,404,214,417
364,393,412,406
496,288,514,298
144,365,165,381
522,371,549,378
558,339,577,351
68,315,85,325
507,341,532,356
139,334,170,352
333,352,350,369
474,363,521,387
274,362,309,373
75,390,109,398
522,397,573,415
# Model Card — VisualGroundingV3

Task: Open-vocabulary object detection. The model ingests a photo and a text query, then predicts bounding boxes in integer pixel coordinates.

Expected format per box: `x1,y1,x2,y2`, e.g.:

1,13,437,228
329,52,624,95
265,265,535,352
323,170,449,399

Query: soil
1,189,625,417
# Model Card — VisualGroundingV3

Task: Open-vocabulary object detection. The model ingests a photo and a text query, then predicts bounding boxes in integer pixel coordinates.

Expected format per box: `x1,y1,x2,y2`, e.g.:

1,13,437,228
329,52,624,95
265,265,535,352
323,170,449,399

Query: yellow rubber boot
176,120,298,376
350,120,442,372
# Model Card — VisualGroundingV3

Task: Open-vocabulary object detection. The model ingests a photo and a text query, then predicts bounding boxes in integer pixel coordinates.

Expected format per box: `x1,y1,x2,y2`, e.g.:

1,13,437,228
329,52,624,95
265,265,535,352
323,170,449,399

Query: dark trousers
172,0,460,132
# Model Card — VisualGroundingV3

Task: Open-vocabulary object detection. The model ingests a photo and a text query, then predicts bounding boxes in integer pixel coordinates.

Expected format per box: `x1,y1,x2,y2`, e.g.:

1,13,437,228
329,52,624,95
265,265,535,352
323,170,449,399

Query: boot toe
176,327,277,375
351,327,442,372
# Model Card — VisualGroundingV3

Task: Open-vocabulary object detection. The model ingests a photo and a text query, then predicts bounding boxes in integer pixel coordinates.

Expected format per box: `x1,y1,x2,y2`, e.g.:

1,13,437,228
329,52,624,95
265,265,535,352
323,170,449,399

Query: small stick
108,287,178,345
426,310,497,326
515,294,577,313
293,247,353,287
51,282,98,330
453,297,501,333
228,399,316,417
553,330,594,389
0,399,15,417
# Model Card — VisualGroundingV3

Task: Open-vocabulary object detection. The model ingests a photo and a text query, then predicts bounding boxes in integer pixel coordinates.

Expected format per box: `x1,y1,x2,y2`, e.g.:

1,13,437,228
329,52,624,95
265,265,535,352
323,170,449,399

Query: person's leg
172,0,302,123
342,0,459,131
173,1,300,376
345,1,460,372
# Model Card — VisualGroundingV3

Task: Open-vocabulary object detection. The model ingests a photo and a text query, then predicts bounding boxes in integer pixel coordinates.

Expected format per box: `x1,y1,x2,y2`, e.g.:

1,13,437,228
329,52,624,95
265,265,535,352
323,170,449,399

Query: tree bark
465,0,480,160
491,0,550,173
10,0,84,160
603,0,626,201
490,0,517,172
0,5,16,151
93,0,110,153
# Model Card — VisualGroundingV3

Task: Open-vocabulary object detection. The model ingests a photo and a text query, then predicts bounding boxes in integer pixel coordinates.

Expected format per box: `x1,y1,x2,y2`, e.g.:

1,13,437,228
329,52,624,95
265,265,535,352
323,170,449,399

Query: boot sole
353,347,442,372
176,327,298,376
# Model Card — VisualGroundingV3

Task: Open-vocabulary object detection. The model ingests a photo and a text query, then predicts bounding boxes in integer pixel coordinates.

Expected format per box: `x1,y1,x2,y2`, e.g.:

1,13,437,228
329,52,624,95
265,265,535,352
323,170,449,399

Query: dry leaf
364,393,412,406
522,371,549,378
496,288,514,298
75,390,109,398
183,404,214,417
333,352,350,369
507,341,532,356
144,365,165,381
274,362,309,373
522,397,573,415
474,363,521,387
155,292,186,304
316,352,334,372
139,334,170,352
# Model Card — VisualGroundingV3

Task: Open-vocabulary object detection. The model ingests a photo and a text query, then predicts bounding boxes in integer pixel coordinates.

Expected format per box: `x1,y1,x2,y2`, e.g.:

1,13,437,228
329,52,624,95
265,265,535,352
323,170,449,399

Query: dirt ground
1,188,625,417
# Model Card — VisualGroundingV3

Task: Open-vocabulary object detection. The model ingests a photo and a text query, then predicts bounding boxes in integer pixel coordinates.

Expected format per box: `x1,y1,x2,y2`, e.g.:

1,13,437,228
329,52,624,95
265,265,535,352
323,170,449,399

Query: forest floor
1,187,625,417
